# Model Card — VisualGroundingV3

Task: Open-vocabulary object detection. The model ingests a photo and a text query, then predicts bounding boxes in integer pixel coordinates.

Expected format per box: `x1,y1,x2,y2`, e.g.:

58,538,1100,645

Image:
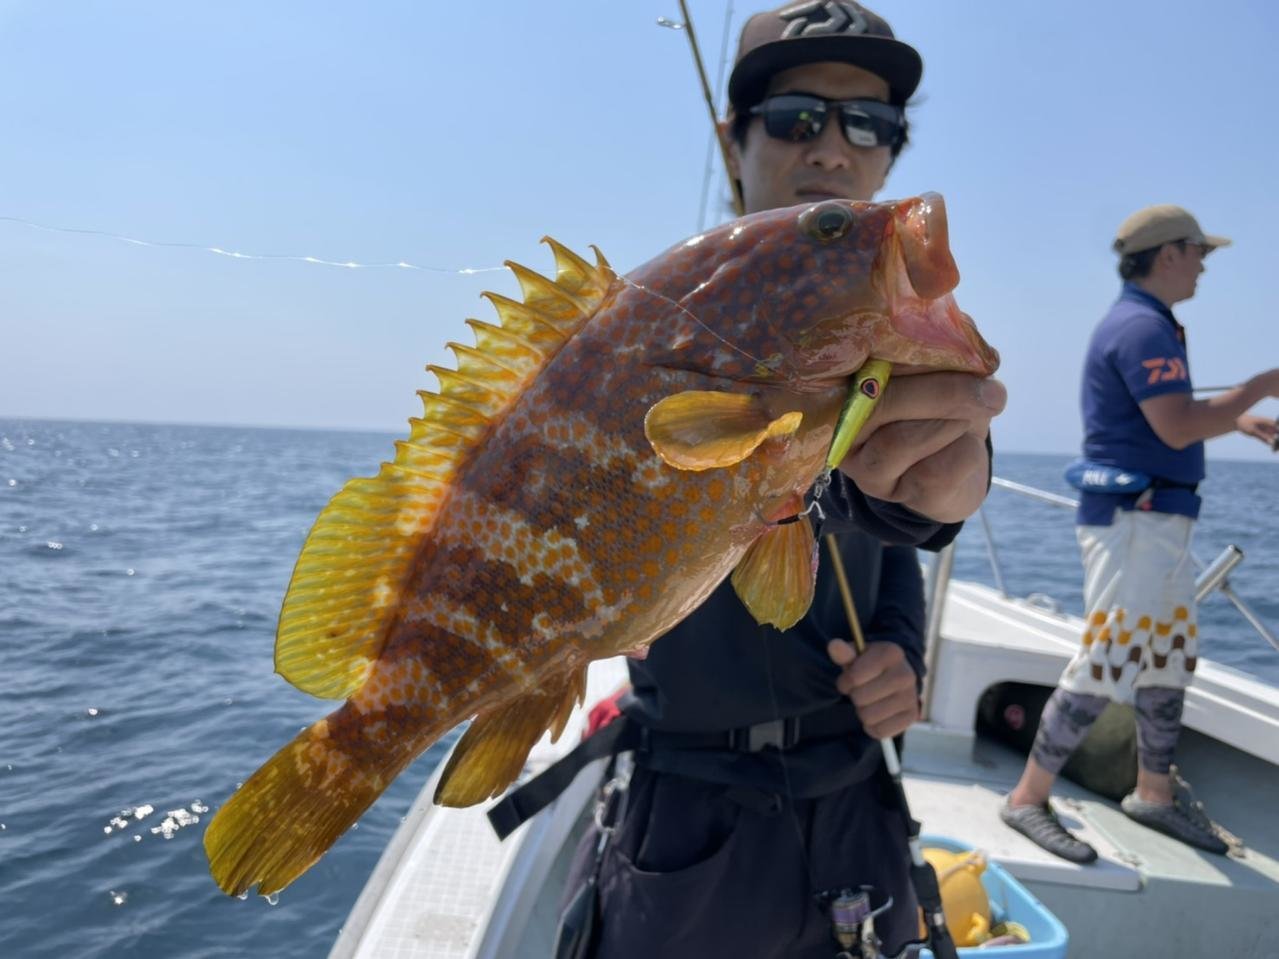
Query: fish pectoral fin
434,667,588,807
730,515,818,630
644,391,802,471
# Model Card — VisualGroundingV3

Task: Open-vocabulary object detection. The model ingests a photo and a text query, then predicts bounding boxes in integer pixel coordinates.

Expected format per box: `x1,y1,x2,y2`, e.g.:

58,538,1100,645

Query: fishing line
660,0,736,233
615,273,784,376
0,214,507,275
5,208,793,382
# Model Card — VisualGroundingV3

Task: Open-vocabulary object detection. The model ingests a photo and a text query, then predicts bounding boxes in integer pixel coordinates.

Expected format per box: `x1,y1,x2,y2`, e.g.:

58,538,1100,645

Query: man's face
726,62,896,215
1162,240,1208,303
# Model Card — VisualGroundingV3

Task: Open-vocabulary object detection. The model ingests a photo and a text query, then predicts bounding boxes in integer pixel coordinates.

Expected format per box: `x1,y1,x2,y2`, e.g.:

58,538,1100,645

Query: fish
203,193,999,897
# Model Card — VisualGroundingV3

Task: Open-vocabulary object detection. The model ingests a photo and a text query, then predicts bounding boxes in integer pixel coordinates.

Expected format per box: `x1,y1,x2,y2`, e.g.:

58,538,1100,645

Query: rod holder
1194,544,1244,603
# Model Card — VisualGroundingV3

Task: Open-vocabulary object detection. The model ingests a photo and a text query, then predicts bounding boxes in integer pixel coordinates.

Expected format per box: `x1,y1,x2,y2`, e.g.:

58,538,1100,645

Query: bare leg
1009,756,1057,808
1135,767,1172,804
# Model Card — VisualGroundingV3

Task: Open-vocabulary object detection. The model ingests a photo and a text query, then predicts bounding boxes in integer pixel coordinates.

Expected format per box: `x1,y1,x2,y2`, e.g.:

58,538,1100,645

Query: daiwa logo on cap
779,1,870,38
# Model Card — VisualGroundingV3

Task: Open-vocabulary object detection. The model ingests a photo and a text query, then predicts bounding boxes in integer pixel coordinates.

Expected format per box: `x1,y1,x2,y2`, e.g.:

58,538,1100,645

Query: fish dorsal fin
645,390,803,471
274,241,614,700
731,513,818,630
434,666,588,806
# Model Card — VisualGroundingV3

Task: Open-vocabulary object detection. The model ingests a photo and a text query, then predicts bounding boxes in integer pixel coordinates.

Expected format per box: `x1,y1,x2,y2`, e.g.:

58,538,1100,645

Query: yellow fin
275,240,614,701
731,515,818,630
203,710,418,896
434,668,587,807
644,391,802,471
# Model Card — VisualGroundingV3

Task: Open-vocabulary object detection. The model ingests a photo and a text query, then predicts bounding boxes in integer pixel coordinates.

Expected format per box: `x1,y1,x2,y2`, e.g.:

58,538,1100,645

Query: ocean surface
2,419,1275,958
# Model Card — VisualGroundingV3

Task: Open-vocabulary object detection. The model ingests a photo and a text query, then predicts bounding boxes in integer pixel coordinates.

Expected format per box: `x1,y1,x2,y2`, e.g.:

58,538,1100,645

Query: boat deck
903,724,1279,955
330,578,1279,959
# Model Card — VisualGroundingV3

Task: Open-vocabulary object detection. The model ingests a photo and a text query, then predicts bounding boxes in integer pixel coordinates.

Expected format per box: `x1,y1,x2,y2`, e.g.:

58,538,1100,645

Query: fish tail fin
203,707,421,897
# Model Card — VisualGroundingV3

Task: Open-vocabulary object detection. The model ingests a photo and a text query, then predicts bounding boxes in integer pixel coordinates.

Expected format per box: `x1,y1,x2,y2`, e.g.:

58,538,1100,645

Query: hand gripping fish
204,194,999,896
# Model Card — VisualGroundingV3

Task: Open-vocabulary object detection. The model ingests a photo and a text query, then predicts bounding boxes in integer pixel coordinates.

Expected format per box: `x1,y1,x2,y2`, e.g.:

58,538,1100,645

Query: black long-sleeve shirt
621,472,960,796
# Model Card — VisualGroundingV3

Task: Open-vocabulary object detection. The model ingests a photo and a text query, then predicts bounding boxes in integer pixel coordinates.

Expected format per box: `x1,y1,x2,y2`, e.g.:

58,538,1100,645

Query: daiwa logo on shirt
779,1,870,37
1142,357,1188,384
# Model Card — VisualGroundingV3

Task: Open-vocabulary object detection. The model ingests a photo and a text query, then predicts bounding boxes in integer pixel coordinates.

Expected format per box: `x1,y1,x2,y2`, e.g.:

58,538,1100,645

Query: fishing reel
817,886,896,959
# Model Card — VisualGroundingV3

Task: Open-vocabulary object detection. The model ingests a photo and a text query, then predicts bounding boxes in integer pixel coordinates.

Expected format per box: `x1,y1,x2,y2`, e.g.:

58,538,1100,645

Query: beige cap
1113,204,1232,255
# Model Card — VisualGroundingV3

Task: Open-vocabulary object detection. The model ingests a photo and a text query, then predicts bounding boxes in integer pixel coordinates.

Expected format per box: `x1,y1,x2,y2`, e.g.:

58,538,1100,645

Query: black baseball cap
728,1,923,111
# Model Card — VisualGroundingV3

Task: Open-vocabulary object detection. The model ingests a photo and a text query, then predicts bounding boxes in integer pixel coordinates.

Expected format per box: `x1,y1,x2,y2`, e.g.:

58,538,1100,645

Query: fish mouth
877,194,1000,376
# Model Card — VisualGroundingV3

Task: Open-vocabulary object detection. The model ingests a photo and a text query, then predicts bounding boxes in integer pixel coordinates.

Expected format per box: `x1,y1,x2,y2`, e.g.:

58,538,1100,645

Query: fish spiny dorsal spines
481,292,565,349
505,260,593,325
409,411,484,449
446,342,523,392
427,365,508,417
543,236,612,298
464,319,549,375
272,239,612,704
415,391,492,439
393,439,463,473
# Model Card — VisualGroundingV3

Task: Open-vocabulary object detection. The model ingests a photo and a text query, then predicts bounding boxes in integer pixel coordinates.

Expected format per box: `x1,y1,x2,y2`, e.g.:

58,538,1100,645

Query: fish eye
799,203,853,243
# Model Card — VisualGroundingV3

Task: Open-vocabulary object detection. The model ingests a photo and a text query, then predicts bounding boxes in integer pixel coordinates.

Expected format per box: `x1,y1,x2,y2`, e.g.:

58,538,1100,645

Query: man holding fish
558,3,1005,956
203,3,1003,949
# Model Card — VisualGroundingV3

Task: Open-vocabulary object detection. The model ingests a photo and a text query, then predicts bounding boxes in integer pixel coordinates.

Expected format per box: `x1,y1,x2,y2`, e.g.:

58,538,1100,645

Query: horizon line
3,413,1276,466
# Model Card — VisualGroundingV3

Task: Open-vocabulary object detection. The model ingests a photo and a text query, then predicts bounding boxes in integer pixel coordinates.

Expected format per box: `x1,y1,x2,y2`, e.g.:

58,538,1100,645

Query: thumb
827,638,857,667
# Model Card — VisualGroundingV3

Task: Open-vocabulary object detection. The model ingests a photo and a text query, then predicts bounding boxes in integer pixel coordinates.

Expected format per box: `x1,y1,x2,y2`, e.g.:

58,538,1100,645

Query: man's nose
803,119,852,169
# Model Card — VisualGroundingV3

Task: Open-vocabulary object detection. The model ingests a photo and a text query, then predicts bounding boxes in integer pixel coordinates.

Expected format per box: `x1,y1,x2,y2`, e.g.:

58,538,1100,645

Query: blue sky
2,0,1277,462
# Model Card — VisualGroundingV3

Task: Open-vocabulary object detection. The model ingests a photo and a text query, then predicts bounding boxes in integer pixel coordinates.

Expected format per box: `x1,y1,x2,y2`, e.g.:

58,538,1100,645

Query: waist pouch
1064,458,1152,494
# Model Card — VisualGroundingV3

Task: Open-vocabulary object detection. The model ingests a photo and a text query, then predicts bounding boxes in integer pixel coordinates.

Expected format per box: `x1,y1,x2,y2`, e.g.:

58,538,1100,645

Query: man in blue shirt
1001,204,1279,862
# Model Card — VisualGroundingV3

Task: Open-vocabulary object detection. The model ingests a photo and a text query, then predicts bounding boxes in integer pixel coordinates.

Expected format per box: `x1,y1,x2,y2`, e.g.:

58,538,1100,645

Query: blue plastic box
918,835,1068,959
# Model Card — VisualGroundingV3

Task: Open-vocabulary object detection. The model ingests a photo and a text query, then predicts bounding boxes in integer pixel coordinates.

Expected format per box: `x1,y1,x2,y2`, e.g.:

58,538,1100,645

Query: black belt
486,704,859,841
638,702,859,754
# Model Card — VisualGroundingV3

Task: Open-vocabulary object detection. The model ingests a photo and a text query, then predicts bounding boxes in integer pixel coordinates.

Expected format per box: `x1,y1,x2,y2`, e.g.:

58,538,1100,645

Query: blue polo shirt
1076,283,1204,526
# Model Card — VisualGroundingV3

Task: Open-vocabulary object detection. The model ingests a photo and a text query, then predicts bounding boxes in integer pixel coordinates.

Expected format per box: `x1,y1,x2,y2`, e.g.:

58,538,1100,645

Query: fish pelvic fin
203,706,421,897
275,239,616,701
731,514,818,630
434,666,588,807
644,390,802,471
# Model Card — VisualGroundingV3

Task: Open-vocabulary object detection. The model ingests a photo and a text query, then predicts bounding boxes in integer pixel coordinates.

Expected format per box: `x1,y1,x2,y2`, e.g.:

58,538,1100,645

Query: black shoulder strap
486,716,639,841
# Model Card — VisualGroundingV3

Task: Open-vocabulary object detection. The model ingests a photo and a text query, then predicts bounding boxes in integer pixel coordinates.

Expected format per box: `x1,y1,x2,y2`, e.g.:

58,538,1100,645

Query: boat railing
921,475,1279,720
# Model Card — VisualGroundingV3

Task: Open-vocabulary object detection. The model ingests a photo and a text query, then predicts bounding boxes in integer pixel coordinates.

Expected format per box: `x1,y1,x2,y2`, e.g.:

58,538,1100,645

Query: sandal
1000,797,1098,864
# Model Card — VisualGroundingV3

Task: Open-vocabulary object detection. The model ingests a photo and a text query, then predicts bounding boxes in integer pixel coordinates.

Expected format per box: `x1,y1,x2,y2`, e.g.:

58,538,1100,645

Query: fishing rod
1192,387,1279,451
663,7,957,958
824,532,959,959
660,1,745,219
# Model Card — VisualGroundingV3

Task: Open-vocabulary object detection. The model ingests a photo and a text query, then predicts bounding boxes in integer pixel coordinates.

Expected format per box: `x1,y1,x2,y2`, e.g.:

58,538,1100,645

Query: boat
328,476,1279,958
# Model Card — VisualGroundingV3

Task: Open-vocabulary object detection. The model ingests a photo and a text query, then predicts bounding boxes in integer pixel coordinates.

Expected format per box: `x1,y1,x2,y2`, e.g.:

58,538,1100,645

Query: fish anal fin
645,391,802,471
434,667,588,807
731,515,818,630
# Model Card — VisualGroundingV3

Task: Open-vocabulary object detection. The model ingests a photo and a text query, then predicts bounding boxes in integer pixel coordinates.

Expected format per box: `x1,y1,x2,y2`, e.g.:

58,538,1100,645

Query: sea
1,418,1275,959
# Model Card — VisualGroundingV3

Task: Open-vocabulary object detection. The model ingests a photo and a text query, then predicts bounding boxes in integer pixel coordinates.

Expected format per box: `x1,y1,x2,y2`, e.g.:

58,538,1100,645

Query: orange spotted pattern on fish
203,194,999,896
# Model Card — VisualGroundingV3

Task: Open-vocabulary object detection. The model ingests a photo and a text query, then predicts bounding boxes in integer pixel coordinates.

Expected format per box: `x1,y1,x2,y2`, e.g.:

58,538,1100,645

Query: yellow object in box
922,846,992,947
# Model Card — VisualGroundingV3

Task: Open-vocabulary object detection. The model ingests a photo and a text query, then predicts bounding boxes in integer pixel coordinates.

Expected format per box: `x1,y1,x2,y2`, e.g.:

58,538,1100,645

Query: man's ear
718,118,741,181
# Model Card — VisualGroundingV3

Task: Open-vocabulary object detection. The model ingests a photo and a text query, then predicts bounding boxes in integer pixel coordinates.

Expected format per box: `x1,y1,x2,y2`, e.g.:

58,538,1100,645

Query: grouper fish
204,194,999,896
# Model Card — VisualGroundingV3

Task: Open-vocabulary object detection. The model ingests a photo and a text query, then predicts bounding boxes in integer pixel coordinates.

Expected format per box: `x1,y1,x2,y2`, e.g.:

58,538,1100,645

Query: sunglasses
749,94,907,150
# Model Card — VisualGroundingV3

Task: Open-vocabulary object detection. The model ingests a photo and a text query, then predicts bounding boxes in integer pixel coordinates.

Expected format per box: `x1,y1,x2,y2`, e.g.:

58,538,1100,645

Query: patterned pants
1059,511,1199,700
1031,685,1185,775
